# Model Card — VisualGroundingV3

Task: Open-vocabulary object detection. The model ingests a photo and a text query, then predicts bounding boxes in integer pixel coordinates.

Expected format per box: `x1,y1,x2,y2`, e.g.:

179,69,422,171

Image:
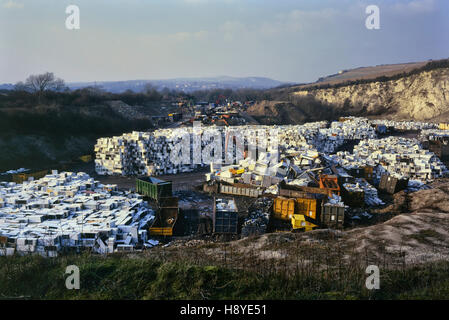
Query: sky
0,0,448,84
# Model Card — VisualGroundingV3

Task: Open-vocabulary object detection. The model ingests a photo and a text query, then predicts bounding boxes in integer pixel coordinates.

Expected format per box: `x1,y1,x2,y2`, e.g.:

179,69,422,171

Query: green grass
0,253,448,300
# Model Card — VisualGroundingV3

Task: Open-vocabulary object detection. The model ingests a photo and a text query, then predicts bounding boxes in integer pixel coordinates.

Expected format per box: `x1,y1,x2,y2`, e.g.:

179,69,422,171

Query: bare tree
15,72,66,101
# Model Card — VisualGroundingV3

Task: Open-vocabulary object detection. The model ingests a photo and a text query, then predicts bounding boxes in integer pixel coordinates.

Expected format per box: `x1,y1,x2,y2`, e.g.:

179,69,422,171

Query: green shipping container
136,177,172,201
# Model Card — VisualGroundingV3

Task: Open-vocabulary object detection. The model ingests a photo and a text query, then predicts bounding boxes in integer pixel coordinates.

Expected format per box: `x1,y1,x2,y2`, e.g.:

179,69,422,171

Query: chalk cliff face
293,68,449,121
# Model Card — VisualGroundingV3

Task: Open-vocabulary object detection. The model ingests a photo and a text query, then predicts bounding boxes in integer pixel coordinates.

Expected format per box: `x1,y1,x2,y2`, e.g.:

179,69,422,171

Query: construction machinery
319,174,340,196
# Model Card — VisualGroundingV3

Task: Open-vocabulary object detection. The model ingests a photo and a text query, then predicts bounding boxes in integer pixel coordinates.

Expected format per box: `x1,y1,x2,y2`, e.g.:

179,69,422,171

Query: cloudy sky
0,0,448,83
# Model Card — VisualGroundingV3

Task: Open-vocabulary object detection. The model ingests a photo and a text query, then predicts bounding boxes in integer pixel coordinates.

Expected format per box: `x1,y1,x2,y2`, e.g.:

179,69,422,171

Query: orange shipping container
296,198,319,220
273,197,295,221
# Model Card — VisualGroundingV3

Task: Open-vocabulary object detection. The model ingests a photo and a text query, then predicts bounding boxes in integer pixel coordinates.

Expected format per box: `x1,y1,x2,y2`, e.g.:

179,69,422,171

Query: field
1,247,448,300
1,174,448,300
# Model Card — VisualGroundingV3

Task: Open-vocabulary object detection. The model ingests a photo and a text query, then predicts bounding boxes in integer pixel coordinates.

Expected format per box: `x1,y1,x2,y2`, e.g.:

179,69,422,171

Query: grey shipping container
378,174,409,194
213,211,239,234
175,209,200,236
320,204,345,229
213,197,239,234
219,184,262,198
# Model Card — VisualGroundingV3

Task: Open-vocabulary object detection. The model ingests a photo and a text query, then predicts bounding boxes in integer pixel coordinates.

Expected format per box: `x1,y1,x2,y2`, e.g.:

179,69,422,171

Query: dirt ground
73,159,449,268
161,179,449,270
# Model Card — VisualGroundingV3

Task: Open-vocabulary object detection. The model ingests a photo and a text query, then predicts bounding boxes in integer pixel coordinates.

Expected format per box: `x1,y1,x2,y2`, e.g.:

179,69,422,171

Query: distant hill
296,61,430,90
249,58,449,123
67,76,287,93
0,84,14,91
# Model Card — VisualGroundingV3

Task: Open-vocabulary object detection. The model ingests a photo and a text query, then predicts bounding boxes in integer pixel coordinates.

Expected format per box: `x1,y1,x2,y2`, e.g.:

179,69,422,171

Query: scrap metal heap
420,129,449,141
206,118,448,209
0,171,156,257
371,120,438,131
241,198,272,237
93,119,375,177
91,117,449,238
328,137,448,182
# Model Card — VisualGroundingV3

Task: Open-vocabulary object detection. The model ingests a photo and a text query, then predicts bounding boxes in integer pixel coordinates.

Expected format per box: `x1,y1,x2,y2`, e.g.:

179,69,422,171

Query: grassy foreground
0,253,448,300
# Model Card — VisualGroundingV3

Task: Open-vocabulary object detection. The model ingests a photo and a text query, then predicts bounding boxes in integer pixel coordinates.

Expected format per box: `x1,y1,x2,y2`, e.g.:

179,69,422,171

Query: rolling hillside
248,59,449,123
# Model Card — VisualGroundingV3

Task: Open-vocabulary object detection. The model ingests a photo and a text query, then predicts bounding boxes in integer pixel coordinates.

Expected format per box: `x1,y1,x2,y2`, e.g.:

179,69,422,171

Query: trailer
149,197,178,236
175,209,200,236
273,197,322,220
279,181,334,197
273,197,296,221
349,166,374,183
279,188,319,199
219,183,263,198
136,177,172,201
